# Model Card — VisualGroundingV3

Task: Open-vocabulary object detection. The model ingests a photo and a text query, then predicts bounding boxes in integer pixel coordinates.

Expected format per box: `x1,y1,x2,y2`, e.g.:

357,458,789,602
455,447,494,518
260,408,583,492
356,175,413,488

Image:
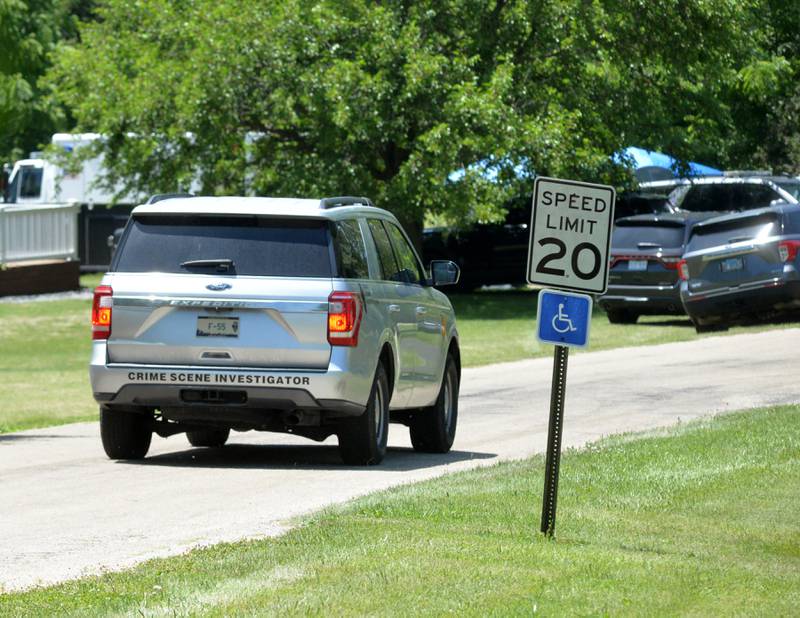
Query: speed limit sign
526,176,616,294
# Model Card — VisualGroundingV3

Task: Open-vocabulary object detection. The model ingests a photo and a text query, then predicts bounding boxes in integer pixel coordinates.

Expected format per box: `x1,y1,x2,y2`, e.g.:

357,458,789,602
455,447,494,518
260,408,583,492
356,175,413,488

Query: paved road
2,329,798,591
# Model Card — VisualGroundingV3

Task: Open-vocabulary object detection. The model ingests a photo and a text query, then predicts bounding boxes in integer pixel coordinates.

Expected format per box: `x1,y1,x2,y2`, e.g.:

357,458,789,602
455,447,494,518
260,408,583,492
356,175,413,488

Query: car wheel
409,354,459,453
186,428,230,447
338,363,389,465
693,320,729,334
100,406,152,460
606,309,639,324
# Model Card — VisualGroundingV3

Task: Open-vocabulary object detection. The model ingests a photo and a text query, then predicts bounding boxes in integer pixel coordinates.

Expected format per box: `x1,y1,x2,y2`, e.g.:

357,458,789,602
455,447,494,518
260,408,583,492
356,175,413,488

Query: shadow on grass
0,433,85,442
448,290,538,321
120,443,496,472
635,317,695,328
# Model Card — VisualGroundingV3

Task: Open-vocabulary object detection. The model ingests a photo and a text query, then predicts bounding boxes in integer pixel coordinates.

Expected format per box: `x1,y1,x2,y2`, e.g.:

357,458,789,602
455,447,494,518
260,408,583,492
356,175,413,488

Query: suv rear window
687,212,780,252
612,221,685,249
114,216,332,277
674,184,780,212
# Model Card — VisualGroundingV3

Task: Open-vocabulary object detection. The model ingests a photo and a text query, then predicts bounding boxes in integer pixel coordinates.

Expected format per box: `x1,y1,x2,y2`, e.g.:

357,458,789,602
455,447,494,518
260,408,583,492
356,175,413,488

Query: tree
47,0,767,238
0,0,92,162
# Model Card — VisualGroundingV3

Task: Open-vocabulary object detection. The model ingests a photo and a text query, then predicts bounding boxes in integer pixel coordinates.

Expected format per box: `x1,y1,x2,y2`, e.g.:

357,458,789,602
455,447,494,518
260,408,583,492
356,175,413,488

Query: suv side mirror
429,260,460,286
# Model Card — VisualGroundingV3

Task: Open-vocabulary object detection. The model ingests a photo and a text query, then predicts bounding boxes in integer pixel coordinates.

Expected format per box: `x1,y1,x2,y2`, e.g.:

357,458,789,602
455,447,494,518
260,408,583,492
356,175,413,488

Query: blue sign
536,289,593,348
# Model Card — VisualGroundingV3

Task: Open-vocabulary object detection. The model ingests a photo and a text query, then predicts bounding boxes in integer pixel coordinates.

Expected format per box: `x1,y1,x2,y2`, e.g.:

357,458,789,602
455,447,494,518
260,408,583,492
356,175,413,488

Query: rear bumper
89,342,371,418
680,277,800,322
598,282,683,314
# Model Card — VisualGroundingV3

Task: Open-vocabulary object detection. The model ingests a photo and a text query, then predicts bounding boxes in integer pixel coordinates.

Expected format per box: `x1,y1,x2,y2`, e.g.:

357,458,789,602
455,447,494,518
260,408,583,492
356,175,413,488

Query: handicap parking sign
536,289,593,348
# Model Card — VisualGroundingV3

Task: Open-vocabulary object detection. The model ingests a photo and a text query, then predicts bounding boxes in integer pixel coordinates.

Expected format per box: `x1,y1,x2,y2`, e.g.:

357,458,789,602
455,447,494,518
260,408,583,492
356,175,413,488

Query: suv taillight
677,259,689,281
778,240,800,263
327,291,362,347
92,285,113,340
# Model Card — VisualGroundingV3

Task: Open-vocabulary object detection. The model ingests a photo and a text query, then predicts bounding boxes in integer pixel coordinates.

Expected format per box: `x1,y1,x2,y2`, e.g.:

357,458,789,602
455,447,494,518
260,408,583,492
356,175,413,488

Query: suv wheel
410,354,459,453
187,428,230,447
606,309,639,324
338,363,389,465
100,406,152,460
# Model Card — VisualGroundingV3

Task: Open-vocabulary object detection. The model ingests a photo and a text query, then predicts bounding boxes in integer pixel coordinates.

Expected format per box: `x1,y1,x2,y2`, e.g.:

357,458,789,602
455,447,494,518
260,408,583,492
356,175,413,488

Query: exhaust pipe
282,411,301,426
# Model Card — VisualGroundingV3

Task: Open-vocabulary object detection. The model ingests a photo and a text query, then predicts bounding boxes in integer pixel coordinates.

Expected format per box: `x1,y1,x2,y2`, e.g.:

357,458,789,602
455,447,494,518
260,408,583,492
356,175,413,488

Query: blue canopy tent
619,146,722,183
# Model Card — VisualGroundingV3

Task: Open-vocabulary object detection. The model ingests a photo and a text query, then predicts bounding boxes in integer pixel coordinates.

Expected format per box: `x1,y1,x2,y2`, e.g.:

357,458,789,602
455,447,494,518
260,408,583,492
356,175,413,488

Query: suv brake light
778,240,800,262
327,291,362,346
677,259,689,281
92,285,113,340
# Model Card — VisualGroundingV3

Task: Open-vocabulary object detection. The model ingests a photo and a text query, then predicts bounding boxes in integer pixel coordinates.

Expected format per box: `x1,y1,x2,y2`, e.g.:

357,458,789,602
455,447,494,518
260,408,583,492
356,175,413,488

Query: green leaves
39,0,800,234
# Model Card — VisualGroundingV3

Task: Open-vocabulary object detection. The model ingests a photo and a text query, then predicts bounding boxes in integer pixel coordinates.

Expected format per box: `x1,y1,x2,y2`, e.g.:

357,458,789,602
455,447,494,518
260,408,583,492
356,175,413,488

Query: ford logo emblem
206,283,232,291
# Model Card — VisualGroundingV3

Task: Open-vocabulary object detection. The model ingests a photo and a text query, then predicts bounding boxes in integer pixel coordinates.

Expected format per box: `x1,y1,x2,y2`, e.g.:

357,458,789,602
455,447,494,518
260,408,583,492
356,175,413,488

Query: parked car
90,195,462,465
421,191,674,291
678,203,800,331
666,175,800,214
598,213,712,323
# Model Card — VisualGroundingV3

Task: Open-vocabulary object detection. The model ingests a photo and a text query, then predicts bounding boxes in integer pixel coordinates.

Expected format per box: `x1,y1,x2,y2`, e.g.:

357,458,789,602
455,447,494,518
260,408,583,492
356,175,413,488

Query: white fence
0,203,80,266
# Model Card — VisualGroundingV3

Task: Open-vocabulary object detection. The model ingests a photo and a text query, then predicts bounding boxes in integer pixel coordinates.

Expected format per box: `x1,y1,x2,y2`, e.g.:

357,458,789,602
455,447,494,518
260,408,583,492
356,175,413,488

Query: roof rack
722,170,773,177
146,193,195,204
319,196,374,209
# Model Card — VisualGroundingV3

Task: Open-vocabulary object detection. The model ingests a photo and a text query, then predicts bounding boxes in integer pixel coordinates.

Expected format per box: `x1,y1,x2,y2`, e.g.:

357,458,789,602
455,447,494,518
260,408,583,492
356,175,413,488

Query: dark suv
679,204,800,331
598,214,708,323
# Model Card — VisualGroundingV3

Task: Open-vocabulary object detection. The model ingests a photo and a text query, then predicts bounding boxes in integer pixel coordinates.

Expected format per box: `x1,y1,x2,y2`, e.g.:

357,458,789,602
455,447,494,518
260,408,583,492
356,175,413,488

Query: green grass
451,289,796,366
3,405,798,615
1,284,796,433
0,274,99,433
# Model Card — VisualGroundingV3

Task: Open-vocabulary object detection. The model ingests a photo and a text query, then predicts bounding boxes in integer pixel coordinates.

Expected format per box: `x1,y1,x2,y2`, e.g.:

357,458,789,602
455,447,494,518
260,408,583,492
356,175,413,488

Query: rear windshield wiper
180,259,235,271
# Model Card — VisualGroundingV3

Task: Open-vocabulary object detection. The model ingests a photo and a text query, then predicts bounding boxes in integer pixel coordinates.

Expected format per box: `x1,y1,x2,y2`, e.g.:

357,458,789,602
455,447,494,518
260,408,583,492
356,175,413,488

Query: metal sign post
527,176,615,539
541,344,568,536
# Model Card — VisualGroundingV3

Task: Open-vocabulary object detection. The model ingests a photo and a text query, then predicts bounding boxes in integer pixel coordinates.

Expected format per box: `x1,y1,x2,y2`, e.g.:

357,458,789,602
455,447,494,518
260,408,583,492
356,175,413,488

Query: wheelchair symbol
551,303,577,334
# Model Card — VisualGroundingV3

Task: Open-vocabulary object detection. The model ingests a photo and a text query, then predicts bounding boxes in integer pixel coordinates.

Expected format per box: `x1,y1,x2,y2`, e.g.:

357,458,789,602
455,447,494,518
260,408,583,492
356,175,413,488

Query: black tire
410,354,459,453
606,309,639,324
694,320,729,333
100,406,152,460
338,363,389,466
186,428,230,447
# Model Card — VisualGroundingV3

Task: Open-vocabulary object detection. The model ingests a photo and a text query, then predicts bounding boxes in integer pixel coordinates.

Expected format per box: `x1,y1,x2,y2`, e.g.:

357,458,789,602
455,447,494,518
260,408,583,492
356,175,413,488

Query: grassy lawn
0,274,100,433
3,405,798,614
1,282,796,433
451,289,797,366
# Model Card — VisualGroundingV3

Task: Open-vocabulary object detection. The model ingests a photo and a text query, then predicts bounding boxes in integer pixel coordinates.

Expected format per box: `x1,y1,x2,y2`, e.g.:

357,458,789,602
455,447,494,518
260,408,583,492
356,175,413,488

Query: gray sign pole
540,344,569,537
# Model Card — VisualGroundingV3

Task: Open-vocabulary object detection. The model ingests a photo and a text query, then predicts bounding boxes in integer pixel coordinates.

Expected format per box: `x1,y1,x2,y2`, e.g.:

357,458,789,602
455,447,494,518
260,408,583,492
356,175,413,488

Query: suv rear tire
187,428,230,447
410,354,459,453
338,363,389,465
100,406,152,460
606,309,639,324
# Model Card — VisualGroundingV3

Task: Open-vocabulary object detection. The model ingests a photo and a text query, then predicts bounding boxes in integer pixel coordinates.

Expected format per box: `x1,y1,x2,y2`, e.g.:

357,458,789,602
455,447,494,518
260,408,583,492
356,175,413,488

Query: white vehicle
2,133,142,207
90,195,462,465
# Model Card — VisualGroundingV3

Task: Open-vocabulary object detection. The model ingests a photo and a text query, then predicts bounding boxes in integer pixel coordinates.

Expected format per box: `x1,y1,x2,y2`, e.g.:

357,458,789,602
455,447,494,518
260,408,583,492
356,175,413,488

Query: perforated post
541,344,569,537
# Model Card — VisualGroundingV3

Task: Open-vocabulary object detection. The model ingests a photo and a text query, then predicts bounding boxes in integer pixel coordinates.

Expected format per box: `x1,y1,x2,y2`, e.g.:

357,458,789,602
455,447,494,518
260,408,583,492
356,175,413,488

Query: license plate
720,257,744,272
196,316,239,337
628,260,648,271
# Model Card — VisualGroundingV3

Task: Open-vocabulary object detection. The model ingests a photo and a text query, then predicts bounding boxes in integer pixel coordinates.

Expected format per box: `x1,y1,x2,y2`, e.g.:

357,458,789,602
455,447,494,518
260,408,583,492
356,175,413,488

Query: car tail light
327,291,362,346
677,259,689,281
91,285,113,340
661,257,681,270
778,240,800,262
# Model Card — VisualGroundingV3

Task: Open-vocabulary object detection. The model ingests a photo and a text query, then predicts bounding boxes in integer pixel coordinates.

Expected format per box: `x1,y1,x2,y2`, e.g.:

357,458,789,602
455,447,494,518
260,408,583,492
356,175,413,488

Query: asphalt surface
1,328,798,591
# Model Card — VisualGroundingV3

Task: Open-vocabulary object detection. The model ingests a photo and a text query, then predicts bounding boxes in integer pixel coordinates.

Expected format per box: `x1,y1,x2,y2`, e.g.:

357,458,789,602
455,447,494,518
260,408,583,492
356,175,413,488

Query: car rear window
675,184,781,212
114,216,332,277
612,221,685,249
687,212,780,252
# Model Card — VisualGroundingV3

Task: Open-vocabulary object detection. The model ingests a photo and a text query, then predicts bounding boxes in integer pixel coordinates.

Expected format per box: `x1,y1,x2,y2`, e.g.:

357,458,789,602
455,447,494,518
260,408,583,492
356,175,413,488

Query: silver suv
90,195,461,465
